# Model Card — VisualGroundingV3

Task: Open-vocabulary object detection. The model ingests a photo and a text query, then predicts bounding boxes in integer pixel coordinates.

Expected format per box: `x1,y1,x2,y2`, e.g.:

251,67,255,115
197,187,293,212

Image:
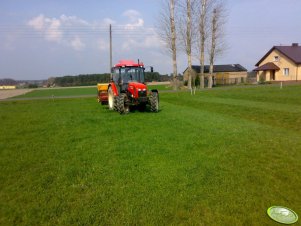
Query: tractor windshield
113,67,145,84
122,67,145,83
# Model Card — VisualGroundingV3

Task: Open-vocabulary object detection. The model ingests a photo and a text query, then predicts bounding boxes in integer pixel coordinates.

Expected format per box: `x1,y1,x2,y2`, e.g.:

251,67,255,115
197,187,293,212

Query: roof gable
253,62,280,71
190,64,247,73
255,44,301,66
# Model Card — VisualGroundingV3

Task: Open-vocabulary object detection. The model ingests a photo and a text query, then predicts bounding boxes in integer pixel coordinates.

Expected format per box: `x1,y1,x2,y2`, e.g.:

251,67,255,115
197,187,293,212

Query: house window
283,68,289,76
274,56,279,62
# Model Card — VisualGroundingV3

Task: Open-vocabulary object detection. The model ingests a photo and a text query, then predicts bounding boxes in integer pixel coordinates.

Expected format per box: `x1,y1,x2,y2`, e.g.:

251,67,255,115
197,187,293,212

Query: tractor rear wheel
150,92,159,112
117,93,129,114
108,87,117,110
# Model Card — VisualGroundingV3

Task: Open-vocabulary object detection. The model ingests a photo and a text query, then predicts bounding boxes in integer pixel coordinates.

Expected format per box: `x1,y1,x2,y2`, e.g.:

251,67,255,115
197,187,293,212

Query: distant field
1,85,301,225
12,84,172,98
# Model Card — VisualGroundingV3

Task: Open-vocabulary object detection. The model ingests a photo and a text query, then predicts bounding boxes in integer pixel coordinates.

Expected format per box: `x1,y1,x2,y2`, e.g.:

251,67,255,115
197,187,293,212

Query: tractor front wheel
150,92,159,112
117,93,129,114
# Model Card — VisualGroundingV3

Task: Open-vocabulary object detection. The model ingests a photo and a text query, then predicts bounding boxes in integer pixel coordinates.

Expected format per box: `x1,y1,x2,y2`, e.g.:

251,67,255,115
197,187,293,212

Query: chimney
292,43,299,47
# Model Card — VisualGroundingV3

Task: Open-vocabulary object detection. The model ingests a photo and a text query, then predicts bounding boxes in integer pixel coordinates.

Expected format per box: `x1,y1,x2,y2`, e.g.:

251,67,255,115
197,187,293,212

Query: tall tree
157,0,178,90
208,2,226,88
170,0,178,90
186,0,192,90
208,8,217,88
199,0,208,89
178,0,193,90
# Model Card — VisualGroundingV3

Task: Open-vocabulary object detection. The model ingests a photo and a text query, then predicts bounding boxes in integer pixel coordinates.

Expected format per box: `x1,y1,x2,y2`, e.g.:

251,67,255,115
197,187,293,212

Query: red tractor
98,60,159,114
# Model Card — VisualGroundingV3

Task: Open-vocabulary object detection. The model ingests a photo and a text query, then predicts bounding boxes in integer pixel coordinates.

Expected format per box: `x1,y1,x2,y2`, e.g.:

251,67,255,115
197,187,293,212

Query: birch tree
208,2,226,88
177,0,194,90
157,0,178,90
199,0,208,89
170,0,178,90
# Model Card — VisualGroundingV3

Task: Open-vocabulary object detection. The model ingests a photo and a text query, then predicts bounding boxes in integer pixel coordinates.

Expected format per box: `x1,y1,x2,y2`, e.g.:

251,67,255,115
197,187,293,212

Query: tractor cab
112,60,145,93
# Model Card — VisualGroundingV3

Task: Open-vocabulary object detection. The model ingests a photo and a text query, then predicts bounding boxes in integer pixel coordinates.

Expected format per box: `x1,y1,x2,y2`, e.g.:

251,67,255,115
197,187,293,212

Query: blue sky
0,0,300,80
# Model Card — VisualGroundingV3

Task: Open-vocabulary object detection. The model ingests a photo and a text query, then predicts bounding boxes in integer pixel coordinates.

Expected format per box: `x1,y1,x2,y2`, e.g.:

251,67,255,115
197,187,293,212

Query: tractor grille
138,97,148,103
138,90,147,97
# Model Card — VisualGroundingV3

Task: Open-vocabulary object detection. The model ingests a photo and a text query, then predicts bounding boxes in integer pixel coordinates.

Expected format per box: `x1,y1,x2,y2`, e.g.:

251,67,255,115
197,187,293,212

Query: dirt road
0,89,32,100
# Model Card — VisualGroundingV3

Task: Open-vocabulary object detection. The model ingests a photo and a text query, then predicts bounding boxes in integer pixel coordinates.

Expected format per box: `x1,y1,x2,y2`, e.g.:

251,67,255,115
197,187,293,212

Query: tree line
47,72,172,87
157,0,226,90
48,74,111,87
0,78,17,86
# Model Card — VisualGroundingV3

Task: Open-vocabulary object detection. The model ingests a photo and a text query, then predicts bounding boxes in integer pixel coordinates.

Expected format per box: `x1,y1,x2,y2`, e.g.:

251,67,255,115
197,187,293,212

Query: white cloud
122,10,141,22
121,26,162,51
70,36,85,51
28,14,63,43
122,9,144,30
45,18,62,42
60,14,89,26
26,12,161,53
27,14,45,30
28,14,92,48
125,18,144,30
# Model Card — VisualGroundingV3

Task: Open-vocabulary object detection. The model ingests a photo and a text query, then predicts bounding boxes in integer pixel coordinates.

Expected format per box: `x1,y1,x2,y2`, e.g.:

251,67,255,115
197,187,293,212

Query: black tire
101,100,107,105
150,92,159,112
117,93,129,114
108,87,116,110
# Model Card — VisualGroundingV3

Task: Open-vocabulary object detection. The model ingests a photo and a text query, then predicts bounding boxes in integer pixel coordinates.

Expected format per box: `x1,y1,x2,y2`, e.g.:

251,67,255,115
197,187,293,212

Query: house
254,43,301,82
183,64,248,85
0,86,16,89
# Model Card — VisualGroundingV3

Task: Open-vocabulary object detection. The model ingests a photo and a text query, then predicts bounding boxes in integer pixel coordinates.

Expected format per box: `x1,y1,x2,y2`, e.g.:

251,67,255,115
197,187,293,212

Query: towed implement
97,60,159,114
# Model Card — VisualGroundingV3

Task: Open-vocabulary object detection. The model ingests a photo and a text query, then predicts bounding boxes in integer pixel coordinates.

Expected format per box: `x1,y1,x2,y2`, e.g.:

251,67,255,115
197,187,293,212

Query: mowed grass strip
1,85,301,225
12,84,171,98
11,87,97,98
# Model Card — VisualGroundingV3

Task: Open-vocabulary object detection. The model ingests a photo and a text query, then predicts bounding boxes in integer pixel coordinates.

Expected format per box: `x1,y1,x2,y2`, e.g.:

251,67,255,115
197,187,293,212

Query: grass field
1,85,301,225
12,84,171,98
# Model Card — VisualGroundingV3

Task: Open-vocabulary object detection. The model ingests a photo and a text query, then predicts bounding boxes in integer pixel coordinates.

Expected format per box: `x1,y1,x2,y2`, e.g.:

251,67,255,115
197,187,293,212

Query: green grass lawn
1,85,301,225
13,87,97,98
12,84,171,98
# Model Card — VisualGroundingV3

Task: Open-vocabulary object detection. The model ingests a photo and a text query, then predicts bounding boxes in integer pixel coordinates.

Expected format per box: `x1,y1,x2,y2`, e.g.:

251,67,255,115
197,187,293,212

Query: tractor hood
128,82,147,91
127,82,147,98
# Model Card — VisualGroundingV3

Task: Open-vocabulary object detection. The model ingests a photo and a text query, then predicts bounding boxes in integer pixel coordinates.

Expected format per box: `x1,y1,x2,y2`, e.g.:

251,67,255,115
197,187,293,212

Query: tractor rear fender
109,83,119,96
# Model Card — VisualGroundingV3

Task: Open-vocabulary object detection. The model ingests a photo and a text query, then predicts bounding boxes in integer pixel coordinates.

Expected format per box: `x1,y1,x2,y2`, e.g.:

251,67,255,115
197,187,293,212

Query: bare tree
170,0,178,90
199,0,209,89
157,0,178,90
186,0,192,90
208,2,226,88
177,0,194,90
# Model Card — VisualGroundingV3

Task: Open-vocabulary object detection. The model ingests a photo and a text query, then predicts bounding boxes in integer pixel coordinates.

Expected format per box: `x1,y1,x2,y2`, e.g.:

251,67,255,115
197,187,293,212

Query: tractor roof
114,60,144,68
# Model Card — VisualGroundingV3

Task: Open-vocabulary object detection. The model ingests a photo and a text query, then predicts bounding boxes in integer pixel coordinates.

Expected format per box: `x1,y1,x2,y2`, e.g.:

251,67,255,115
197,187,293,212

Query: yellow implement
97,83,109,92
97,83,109,104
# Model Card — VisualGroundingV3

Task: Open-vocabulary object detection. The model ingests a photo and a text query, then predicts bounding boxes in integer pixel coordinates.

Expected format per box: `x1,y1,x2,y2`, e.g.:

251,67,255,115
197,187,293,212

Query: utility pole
109,24,112,78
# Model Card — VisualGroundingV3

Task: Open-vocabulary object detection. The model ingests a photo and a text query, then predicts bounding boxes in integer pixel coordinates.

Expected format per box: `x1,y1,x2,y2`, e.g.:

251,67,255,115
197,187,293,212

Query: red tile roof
255,44,301,66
